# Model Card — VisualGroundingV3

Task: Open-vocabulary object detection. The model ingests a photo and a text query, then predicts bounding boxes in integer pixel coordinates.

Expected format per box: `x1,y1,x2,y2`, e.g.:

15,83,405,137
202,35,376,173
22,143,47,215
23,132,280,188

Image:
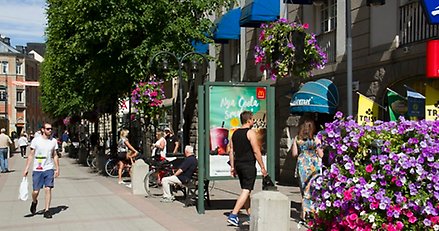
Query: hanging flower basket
255,18,328,80
63,116,71,126
131,76,166,120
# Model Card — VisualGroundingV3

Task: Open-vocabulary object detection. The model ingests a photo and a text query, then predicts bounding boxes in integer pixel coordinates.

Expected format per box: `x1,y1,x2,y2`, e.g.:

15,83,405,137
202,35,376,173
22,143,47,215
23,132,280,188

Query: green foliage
41,0,234,117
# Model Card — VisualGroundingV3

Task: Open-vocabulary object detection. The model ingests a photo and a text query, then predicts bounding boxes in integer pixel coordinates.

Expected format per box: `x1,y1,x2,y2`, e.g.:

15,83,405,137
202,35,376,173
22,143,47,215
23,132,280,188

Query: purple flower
409,183,418,195
423,218,432,226
344,162,352,170
332,200,341,207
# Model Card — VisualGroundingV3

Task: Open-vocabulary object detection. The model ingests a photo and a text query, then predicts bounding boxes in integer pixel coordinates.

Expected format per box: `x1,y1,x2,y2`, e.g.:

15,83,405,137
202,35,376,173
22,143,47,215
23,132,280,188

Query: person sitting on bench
160,145,197,203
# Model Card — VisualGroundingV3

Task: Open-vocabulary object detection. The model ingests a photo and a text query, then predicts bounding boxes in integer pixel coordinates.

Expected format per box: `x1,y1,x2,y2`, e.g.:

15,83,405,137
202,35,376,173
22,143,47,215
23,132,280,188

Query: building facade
209,0,438,184
0,36,46,136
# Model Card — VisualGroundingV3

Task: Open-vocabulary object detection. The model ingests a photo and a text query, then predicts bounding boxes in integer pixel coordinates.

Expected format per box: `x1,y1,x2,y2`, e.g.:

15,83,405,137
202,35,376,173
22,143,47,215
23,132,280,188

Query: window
321,0,337,33
16,61,22,75
17,91,23,103
1,61,8,74
0,87,6,101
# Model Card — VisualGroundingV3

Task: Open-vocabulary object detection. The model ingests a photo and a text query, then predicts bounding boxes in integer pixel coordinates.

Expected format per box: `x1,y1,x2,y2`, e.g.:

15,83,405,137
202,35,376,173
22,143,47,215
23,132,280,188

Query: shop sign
421,0,439,24
426,40,439,78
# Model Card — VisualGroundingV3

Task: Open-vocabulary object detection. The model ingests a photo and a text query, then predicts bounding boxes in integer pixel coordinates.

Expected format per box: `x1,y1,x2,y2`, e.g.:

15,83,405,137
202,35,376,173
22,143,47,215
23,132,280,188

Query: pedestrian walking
160,145,197,203
61,130,69,155
23,123,60,219
116,129,138,186
0,128,13,173
18,133,29,158
291,118,323,223
227,111,267,227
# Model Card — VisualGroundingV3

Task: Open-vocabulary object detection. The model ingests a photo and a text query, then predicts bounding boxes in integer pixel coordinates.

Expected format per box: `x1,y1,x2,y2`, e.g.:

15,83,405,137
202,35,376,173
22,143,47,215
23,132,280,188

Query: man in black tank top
227,111,268,227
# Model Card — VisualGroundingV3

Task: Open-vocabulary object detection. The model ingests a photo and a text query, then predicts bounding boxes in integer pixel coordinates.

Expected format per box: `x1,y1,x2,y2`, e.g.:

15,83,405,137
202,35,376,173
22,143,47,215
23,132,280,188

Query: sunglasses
44,127,52,131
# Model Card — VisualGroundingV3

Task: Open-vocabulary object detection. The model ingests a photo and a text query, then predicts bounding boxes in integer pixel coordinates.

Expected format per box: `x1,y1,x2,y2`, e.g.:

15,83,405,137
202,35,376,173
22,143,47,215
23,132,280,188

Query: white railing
316,30,336,64
400,1,439,45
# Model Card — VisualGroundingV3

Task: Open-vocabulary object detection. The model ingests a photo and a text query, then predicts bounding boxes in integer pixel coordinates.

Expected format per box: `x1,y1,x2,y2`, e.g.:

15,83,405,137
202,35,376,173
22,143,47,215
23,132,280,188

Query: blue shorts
32,169,54,190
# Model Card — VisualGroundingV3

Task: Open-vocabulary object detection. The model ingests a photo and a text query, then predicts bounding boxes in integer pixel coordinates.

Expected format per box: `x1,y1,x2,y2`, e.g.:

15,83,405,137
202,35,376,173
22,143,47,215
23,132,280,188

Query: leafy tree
41,0,235,117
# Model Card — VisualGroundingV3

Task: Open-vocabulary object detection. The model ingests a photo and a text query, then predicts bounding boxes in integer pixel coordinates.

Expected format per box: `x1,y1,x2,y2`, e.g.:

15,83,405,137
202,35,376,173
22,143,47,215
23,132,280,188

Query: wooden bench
181,171,211,207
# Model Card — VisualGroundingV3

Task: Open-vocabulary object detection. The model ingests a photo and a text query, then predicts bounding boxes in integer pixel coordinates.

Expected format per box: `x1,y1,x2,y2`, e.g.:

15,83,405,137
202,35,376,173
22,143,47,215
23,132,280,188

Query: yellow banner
357,93,379,125
425,85,439,121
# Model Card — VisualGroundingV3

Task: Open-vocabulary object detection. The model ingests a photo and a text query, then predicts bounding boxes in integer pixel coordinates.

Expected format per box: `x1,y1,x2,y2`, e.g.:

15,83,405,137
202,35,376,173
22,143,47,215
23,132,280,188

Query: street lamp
148,51,209,154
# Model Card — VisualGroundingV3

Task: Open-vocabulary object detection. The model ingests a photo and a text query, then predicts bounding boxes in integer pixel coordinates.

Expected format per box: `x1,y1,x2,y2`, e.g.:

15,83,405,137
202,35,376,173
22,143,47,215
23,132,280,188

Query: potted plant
310,112,439,230
255,18,327,80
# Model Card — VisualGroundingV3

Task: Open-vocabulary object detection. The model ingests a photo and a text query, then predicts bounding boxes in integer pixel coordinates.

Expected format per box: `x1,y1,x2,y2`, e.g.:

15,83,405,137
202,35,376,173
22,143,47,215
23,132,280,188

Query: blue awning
192,40,209,54
240,0,280,28
213,8,241,43
290,79,339,114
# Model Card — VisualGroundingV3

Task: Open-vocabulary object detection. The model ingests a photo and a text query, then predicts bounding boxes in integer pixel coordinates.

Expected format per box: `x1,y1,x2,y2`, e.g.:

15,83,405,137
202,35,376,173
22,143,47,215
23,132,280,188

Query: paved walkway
0,152,304,231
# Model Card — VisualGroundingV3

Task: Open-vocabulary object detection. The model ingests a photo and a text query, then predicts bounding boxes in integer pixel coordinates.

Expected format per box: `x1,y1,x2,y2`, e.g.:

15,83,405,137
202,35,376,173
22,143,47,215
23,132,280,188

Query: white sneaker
118,181,125,185
125,184,132,188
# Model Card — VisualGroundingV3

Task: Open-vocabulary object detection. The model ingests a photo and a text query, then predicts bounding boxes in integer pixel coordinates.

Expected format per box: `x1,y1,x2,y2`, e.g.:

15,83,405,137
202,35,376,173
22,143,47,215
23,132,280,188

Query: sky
0,0,46,47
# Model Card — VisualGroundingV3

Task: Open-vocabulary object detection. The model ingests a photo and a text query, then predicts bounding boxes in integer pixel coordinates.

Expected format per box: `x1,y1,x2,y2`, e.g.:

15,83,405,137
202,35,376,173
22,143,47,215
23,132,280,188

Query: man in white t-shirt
23,123,59,219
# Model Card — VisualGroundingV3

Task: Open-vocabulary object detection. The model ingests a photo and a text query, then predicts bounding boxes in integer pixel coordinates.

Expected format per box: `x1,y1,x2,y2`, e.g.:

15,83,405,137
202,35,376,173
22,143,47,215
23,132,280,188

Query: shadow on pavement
60,177,90,181
50,205,69,215
24,205,69,218
205,199,236,210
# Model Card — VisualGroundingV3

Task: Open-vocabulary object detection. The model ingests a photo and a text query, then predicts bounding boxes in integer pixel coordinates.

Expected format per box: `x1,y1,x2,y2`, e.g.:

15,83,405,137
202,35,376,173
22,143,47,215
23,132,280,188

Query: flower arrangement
63,116,71,126
131,76,166,119
310,112,439,230
255,18,327,80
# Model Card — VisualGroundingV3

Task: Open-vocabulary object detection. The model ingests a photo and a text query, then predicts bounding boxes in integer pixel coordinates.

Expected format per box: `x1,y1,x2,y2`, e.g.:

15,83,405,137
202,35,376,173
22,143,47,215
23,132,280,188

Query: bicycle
143,156,177,197
104,156,130,178
104,151,142,178
86,146,98,170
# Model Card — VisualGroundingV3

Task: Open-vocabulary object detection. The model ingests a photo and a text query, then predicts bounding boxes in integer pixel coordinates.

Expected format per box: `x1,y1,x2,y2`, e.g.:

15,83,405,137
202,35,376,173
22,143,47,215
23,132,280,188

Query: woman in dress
117,129,138,184
292,118,324,221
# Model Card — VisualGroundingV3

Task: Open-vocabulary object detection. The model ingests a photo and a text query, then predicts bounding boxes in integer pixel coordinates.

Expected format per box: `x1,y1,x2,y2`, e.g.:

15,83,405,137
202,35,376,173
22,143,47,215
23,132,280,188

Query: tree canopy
41,0,234,117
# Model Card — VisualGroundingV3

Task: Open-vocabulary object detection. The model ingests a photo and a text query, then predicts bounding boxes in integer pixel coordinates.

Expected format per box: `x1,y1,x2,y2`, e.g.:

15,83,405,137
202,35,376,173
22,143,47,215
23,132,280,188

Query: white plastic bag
18,177,29,201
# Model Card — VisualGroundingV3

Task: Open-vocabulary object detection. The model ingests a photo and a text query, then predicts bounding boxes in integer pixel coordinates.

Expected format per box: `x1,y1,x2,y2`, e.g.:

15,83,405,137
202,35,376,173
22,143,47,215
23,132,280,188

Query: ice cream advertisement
208,85,267,177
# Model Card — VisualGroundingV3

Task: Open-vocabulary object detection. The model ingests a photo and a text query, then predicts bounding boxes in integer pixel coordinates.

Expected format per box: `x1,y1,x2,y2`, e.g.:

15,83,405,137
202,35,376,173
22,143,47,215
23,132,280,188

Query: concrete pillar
78,147,87,165
131,159,148,195
97,148,107,175
250,191,290,231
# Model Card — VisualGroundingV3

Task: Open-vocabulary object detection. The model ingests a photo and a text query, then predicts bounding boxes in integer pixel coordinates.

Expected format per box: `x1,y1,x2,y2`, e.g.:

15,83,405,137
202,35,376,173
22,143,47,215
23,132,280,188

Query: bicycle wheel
144,170,162,197
91,157,98,170
86,154,94,167
105,159,119,178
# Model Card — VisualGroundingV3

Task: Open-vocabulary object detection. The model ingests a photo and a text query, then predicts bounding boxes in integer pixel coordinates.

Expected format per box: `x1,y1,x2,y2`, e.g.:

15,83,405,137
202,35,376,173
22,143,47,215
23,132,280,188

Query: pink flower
303,23,309,29
408,216,417,223
431,216,439,224
255,56,263,64
365,164,374,173
405,210,413,218
395,221,404,230
344,189,353,201
348,213,358,221
370,201,379,210
387,224,397,231
258,31,265,41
